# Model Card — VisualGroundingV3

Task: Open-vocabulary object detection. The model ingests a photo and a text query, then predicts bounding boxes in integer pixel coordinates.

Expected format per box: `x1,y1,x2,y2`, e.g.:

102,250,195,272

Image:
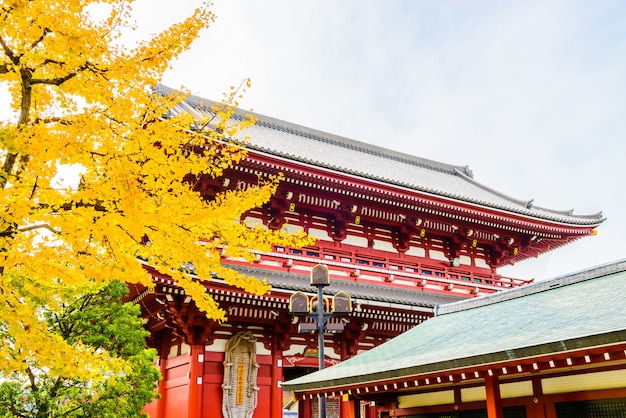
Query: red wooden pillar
353,399,361,418
527,402,547,418
270,344,284,418
364,402,377,418
154,334,172,418
544,403,557,418
528,376,546,418
339,396,355,418
300,397,313,418
485,375,503,418
155,355,168,418
187,345,204,418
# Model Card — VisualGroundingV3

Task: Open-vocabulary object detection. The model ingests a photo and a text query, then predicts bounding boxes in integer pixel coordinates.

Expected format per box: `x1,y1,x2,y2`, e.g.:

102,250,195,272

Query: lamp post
289,264,352,418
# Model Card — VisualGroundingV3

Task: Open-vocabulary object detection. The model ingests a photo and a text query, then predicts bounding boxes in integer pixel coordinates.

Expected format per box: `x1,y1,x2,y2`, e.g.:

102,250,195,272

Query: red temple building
128,85,604,418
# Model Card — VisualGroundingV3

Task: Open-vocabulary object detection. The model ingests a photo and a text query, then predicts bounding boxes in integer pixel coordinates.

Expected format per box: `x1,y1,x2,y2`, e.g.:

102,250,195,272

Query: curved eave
241,150,605,231
283,333,626,395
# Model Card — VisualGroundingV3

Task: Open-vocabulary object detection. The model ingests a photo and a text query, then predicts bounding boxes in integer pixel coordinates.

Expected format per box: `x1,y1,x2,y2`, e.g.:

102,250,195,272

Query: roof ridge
155,83,472,177
252,117,471,176
435,259,626,316
453,168,535,208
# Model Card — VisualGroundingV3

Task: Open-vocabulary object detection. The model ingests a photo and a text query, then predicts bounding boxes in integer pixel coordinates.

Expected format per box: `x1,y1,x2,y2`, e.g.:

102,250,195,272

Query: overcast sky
130,0,626,281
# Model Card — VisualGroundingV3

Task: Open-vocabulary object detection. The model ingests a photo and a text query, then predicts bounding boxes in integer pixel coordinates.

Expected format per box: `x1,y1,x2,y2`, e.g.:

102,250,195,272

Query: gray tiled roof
227,264,460,308
281,259,626,392
156,84,604,227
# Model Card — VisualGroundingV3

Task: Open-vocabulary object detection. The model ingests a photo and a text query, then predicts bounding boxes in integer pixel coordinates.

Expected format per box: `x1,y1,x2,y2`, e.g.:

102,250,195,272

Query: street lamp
289,264,352,418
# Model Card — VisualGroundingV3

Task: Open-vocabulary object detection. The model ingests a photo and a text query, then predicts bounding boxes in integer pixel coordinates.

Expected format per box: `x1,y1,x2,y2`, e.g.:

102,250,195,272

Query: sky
3,1,622,282
127,0,626,282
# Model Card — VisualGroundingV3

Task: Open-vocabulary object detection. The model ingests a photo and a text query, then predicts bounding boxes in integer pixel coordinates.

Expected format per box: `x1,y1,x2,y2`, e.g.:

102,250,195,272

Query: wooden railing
224,244,532,297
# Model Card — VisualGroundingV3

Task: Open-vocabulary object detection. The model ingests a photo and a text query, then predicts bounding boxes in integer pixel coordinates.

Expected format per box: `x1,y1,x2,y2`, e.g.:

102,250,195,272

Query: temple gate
126,85,603,418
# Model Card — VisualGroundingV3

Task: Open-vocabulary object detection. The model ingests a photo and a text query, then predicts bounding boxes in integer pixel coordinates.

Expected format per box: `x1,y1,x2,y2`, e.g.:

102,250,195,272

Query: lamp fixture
311,264,331,286
288,264,352,418
324,323,345,333
332,292,352,313
297,323,317,333
289,292,309,313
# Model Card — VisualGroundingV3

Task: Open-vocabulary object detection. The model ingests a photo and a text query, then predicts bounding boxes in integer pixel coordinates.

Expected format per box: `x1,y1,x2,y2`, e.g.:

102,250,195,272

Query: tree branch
17,223,61,234
0,35,18,64
0,223,17,237
25,365,38,392
31,71,78,86
48,375,63,402
33,116,71,125
30,27,51,50
59,401,88,417
29,175,38,199
31,61,107,86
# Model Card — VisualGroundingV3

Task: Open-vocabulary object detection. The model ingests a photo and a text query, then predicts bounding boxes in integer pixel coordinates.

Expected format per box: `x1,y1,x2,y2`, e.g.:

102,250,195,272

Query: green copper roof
282,260,626,392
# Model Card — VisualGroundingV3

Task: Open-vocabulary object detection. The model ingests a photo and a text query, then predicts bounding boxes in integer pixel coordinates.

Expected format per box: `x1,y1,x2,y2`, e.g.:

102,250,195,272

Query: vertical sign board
236,363,245,405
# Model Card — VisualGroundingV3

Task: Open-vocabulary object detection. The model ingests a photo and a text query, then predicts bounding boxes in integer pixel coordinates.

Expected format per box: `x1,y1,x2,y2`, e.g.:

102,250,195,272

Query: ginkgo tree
0,0,313,386
0,281,161,417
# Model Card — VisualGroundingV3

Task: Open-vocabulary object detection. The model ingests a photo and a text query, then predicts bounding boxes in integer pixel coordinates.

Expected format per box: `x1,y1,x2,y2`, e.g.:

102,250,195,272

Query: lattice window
555,398,626,418
405,406,525,418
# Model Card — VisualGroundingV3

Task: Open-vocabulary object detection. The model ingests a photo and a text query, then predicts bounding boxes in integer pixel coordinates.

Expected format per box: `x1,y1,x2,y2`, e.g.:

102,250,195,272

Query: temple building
128,85,604,418
282,259,626,418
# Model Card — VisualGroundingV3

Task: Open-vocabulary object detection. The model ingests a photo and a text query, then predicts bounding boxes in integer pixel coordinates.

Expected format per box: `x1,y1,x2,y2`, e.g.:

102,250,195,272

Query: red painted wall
200,382,223,418
147,349,289,417
201,351,224,418
143,398,158,417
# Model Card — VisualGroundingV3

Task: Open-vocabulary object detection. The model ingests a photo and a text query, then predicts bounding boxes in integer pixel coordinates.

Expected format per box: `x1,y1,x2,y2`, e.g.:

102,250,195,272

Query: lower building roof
281,259,626,392
228,263,461,308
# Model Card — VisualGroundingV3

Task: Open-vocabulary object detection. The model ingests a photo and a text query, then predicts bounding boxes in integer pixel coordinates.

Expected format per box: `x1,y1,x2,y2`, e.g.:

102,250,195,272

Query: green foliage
0,282,159,418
